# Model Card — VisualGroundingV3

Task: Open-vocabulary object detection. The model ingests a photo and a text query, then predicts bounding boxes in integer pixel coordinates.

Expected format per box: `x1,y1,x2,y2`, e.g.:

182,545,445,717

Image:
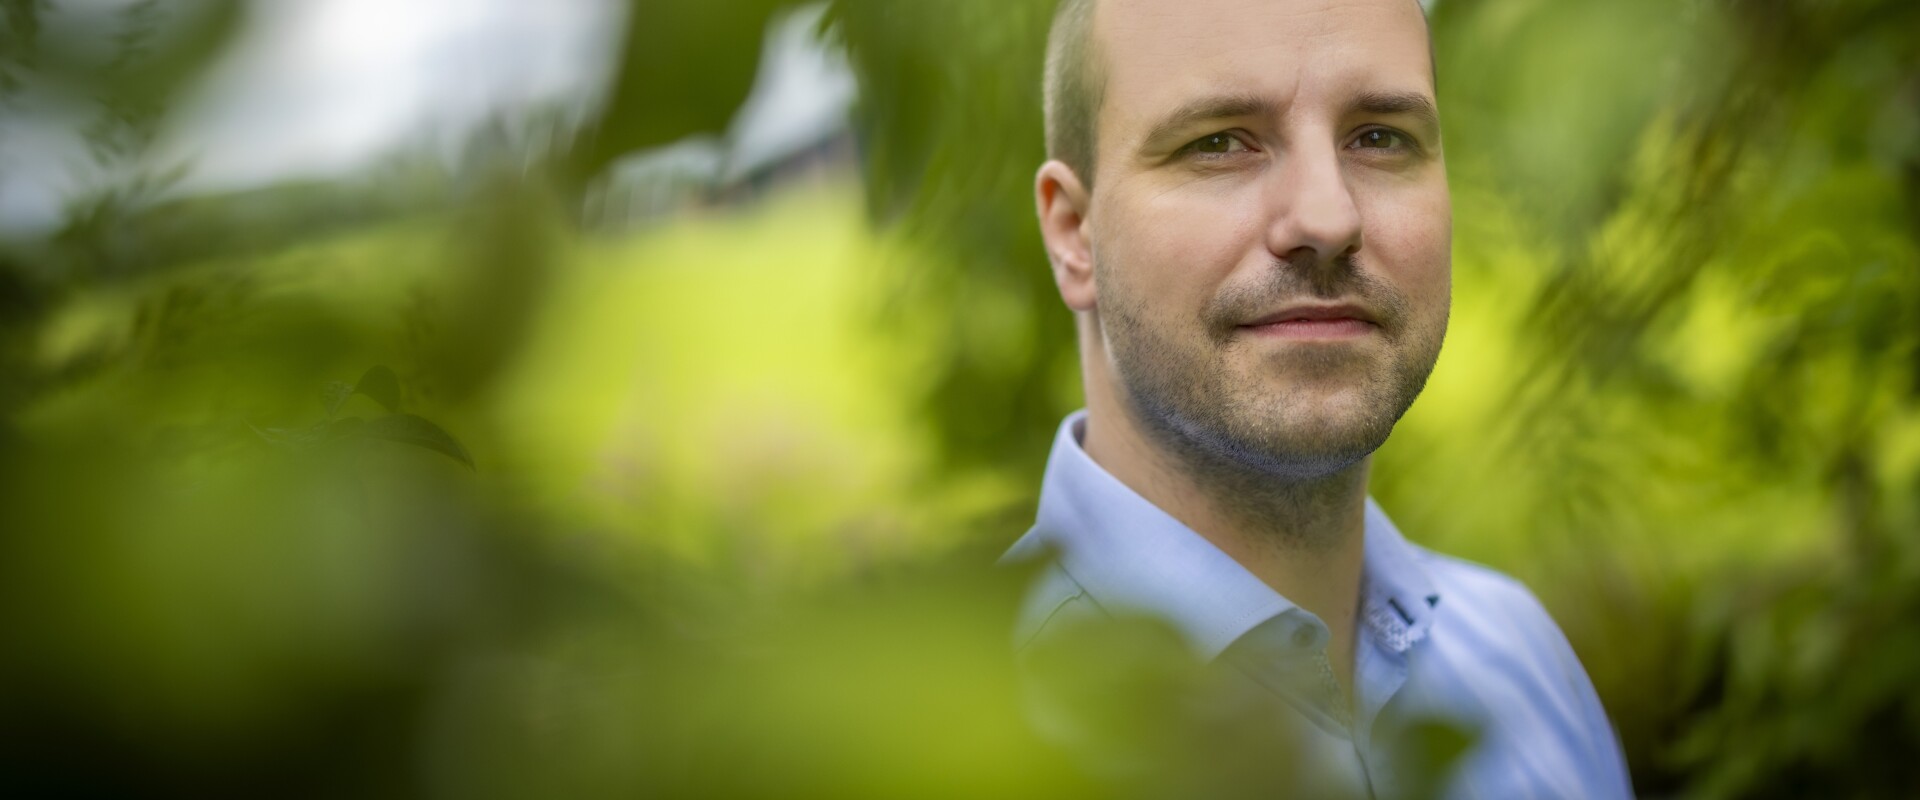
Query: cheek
1097,182,1263,306
1360,186,1452,304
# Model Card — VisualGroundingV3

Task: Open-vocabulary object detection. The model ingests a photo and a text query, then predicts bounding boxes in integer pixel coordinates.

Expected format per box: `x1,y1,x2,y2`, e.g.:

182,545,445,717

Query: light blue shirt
1005,411,1633,799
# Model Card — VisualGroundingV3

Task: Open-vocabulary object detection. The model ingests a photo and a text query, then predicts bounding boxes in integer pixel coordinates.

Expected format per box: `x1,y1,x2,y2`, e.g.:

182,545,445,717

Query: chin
1271,424,1390,471
1239,393,1397,467
1162,399,1388,480
1119,351,1415,479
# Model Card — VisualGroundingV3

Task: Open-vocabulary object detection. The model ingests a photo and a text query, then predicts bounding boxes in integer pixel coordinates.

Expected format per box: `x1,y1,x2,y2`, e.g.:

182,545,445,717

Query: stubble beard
1097,254,1446,539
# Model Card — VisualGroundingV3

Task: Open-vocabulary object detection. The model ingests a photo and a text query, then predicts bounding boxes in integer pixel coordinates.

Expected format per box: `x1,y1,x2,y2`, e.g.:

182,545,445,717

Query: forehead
1092,0,1435,132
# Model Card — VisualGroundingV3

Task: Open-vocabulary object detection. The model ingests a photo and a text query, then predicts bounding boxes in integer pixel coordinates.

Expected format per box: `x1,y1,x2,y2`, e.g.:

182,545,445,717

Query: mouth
1236,302,1381,340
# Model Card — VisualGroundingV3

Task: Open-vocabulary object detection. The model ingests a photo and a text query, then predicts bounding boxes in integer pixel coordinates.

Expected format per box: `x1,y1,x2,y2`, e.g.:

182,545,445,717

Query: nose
1263,141,1363,269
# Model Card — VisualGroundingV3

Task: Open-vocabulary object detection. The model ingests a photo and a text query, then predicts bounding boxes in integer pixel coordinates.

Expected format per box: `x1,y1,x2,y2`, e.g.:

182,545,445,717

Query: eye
1185,131,1250,156
1350,128,1411,151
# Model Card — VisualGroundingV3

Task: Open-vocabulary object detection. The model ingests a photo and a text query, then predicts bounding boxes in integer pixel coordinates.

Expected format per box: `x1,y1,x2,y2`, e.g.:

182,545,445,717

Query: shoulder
1405,548,1634,797
1407,548,1604,726
1414,548,1567,650
1413,547,1534,606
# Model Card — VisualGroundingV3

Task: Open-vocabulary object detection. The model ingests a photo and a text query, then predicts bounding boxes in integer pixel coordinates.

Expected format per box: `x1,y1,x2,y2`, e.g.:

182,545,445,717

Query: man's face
1081,0,1451,478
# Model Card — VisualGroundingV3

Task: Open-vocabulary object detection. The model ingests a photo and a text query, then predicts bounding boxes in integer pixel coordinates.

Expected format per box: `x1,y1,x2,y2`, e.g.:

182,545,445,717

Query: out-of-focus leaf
1389,719,1477,800
823,0,1070,476
416,176,562,405
22,0,241,108
352,366,401,414
359,413,474,470
569,0,793,182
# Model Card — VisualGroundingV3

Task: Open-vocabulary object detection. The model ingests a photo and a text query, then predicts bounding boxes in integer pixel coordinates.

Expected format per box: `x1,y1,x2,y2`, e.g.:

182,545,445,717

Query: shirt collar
1358,492,1440,654
1012,410,1441,660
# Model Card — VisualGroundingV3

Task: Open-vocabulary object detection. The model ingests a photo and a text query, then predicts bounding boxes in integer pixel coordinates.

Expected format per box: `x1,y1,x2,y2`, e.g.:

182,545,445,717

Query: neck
1080,372,1370,694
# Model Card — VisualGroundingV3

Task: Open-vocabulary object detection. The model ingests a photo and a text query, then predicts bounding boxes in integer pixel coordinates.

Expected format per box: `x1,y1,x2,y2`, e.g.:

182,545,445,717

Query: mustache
1206,253,1408,337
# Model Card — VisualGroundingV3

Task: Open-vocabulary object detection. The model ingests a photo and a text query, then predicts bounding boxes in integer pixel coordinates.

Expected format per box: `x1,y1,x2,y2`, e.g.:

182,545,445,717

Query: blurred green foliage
1,0,1918,796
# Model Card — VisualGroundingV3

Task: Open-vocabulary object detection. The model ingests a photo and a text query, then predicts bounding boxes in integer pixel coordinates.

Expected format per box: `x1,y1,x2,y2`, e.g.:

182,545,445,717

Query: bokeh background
2,0,1917,796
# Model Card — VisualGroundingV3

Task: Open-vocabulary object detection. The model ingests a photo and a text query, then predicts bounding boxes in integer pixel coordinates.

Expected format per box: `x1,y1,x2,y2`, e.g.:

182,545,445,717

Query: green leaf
359,413,474,470
567,0,790,182
353,365,402,413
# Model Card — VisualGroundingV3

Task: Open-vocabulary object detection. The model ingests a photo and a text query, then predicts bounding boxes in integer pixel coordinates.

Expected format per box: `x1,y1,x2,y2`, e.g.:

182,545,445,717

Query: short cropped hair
1042,0,1103,186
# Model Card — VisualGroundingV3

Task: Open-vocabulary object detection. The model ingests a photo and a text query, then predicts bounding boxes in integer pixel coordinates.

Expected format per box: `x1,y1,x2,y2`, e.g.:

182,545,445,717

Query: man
1002,0,1633,796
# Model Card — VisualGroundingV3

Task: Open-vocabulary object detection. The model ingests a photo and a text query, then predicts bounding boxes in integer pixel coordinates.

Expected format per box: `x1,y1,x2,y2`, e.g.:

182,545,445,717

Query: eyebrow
1348,90,1441,132
1138,92,1277,151
1138,89,1443,152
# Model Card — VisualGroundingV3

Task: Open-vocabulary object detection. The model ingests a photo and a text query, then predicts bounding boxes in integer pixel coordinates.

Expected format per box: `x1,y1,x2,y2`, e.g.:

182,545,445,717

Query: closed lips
1240,303,1378,326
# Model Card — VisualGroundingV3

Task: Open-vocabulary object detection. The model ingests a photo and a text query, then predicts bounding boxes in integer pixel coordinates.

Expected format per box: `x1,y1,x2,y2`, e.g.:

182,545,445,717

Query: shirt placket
1351,596,1419,796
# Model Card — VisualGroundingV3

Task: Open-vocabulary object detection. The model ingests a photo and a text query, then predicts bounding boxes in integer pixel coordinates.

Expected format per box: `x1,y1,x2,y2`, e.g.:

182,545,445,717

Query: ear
1035,160,1097,312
